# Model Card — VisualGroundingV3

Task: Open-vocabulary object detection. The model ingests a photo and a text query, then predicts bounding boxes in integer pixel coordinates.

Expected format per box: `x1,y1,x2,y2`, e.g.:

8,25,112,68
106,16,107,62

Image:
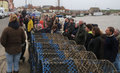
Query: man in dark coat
63,19,75,40
71,23,79,40
75,21,87,45
64,18,70,31
104,27,118,63
22,9,27,18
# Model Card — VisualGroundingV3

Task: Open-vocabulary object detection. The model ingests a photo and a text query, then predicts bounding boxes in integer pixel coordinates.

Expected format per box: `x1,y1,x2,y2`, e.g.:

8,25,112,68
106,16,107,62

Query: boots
13,71,19,73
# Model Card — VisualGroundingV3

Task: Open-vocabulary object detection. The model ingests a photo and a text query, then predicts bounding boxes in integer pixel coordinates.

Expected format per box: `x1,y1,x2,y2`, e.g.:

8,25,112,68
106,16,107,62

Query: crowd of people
0,9,120,73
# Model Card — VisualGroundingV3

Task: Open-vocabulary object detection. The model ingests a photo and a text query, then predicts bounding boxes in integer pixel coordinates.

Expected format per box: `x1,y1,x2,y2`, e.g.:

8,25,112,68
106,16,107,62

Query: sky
13,0,120,10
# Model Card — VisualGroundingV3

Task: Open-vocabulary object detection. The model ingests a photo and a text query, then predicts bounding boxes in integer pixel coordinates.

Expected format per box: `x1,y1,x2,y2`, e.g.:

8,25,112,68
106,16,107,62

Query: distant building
49,6,65,13
8,0,14,11
42,5,66,13
42,5,52,13
42,5,52,10
0,0,9,11
89,7,100,14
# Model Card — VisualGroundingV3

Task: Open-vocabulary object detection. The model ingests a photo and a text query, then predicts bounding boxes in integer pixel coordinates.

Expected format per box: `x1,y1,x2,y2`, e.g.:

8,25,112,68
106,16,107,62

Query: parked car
4,12,9,17
0,12,4,19
66,15,72,18
56,15,64,18
33,11,41,18
0,7,5,18
93,12,103,16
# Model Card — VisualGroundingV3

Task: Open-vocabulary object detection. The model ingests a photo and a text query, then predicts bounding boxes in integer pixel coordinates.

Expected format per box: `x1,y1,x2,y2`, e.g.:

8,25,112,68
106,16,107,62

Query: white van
0,7,5,18
0,11,4,19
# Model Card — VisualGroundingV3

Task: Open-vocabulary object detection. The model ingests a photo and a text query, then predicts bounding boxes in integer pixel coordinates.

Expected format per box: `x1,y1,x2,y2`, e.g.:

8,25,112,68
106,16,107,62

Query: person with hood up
0,14,26,73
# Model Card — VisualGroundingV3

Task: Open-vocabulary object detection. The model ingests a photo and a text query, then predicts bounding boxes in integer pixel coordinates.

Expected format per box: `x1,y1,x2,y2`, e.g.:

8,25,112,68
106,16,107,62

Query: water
74,15,120,33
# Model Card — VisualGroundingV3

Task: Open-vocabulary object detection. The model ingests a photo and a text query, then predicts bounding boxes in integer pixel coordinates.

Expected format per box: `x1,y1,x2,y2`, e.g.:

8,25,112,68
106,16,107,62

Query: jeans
6,52,21,72
114,53,120,72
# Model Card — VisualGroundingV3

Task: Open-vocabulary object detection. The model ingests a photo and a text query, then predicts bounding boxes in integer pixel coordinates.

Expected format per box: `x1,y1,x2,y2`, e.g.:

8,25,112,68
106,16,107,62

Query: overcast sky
13,0,120,10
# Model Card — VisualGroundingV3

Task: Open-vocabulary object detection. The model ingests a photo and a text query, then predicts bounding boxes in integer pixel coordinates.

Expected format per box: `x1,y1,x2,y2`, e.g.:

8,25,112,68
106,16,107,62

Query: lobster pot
58,41,77,50
58,44,74,51
34,51,66,73
34,43,59,50
33,33,46,36
31,44,65,73
52,37,68,44
57,40,77,45
34,53,65,73
93,60,117,73
46,33,64,40
30,54,36,73
33,38,53,44
38,53,66,61
42,59,78,73
31,33,48,45
74,59,100,73
34,49,65,62
71,45,86,51
64,36,69,40
33,43,60,62
32,33,48,39
60,45,86,52
78,51,97,59
46,33,64,38
66,40,77,45
64,51,97,60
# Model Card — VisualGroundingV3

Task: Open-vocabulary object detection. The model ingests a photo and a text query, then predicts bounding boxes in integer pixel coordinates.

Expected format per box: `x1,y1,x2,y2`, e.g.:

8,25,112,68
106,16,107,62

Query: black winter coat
64,23,75,40
104,35,118,62
85,33,93,50
75,24,86,45
88,35,102,59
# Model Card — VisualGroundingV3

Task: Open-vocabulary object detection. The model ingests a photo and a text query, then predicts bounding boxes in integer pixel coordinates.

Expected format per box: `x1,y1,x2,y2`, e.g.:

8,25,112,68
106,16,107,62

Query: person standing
114,29,120,53
27,16,33,41
114,29,120,71
64,19,75,40
64,18,70,32
47,17,52,29
75,21,86,45
19,15,24,27
104,27,118,63
22,9,27,19
85,24,93,50
88,27,102,59
71,22,79,40
53,17,61,31
24,15,29,30
0,14,26,73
